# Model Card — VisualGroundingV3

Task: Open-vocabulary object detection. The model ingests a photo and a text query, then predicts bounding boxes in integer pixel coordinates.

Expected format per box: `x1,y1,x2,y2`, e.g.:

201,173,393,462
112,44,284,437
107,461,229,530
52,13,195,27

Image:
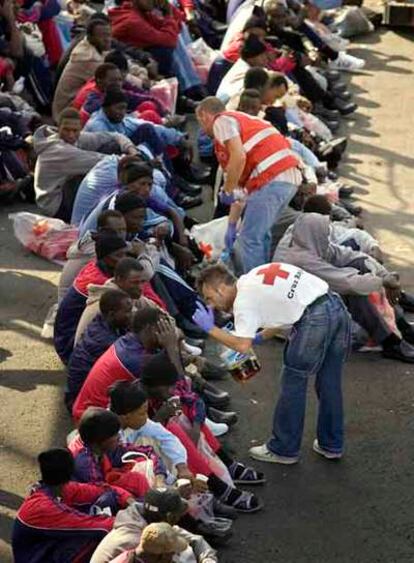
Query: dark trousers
147,46,174,77
130,122,166,157
291,66,334,107
343,294,391,344
55,175,84,224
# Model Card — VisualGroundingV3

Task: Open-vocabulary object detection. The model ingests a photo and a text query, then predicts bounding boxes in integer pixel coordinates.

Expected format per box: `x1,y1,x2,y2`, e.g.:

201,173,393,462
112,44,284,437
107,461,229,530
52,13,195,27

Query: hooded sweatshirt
90,503,217,563
33,125,134,216
274,213,387,295
52,37,106,120
59,232,155,304
74,278,165,344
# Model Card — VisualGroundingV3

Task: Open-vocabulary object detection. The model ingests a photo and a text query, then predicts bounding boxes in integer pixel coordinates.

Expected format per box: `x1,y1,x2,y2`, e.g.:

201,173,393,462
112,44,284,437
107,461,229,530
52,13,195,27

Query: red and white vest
213,110,300,194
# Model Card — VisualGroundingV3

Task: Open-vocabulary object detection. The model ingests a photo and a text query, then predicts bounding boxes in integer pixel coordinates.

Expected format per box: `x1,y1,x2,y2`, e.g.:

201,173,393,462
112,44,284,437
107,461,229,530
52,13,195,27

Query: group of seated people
5,0,414,560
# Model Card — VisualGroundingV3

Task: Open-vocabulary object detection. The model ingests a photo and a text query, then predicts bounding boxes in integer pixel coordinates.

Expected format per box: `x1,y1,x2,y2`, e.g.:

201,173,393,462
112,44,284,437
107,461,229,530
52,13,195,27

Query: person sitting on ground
73,62,123,121
110,379,234,490
72,307,166,421
108,0,203,98
110,380,192,480
74,256,164,344
83,88,190,168
237,88,263,115
273,212,414,363
33,107,137,222
216,34,269,108
275,194,384,265
104,50,170,118
58,209,153,303
65,288,133,412
74,186,199,335
53,16,112,120
78,165,187,247
54,231,128,365
108,522,189,563
72,308,203,421
12,448,133,563
69,407,167,497
90,488,217,563
140,352,264,513
79,60,167,125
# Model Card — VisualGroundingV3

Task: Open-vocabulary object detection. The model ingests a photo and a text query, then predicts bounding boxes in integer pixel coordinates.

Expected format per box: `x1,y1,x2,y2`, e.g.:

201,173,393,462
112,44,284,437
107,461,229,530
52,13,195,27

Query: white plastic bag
9,212,78,262
187,38,219,83
176,414,233,486
190,216,229,261
150,77,178,115
121,451,156,487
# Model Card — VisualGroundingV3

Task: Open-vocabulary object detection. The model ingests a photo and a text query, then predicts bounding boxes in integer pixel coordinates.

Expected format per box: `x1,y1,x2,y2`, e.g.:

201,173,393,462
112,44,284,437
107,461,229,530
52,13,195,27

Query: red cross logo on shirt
256,263,290,286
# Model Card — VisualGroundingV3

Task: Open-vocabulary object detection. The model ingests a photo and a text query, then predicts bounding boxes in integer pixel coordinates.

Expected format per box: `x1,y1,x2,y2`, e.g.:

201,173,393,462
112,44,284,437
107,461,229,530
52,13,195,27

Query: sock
207,474,228,497
216,448,233,467
382,333,401,350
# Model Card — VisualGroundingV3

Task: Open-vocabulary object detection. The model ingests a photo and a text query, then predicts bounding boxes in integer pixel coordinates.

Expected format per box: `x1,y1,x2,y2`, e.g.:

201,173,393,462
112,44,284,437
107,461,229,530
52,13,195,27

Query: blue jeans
268,293,351,457
238,179,297,273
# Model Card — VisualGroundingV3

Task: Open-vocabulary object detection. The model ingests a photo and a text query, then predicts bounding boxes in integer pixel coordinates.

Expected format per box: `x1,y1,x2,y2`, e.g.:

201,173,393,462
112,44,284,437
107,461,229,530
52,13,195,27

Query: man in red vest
196,96,302,272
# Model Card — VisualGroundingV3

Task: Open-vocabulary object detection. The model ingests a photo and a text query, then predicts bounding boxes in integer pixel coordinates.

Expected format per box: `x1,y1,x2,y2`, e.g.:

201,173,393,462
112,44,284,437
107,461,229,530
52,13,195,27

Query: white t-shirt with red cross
233,262,329,338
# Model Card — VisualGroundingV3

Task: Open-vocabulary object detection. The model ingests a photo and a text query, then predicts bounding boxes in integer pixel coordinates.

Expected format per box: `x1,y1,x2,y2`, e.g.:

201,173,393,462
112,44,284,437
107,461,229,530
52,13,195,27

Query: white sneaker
329,51,365,72
326,34,350,52
312,439,343,460
249,444,299,465
182,341,203,356
205,417,228,437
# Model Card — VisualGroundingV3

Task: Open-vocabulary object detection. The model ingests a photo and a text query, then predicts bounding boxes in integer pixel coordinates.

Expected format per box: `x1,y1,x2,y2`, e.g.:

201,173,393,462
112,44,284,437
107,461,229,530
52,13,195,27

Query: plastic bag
187,38,219,83
121,451,156,487
316,180,340,203
191,216,228,261
368,290,400,337
9,212,78,262
176,414,233,486
298,108,333,142
150,77,178,115
187,492,233,532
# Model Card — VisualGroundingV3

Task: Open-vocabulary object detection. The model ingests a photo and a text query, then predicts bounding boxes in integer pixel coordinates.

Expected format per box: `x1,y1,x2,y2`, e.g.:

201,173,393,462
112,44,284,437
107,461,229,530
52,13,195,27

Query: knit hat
102,88,128,107
138,523,188,555
241,34,267,59
115,192,147,214
95,231,127,259
141,351,179,387
144,488,188,518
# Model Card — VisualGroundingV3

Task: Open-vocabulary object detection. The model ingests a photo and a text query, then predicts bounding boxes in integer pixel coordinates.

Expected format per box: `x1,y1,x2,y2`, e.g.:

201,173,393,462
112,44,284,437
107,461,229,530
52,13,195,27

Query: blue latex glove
192,304,215,333
224,222,237,251
253,333,264,345
219,190,235,206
